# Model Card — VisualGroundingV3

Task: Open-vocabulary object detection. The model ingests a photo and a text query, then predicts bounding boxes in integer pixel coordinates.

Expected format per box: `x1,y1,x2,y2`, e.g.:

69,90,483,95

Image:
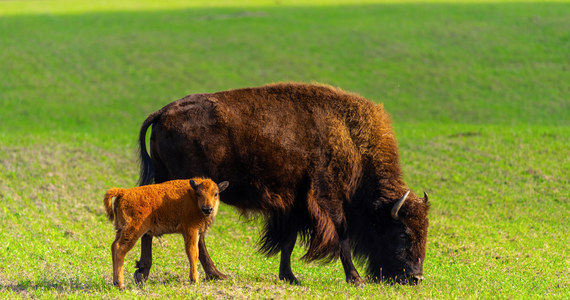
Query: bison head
355,190,430,285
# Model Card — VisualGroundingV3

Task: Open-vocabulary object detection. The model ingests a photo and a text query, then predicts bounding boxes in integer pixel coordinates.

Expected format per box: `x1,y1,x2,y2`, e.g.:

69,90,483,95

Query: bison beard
134,82,430,285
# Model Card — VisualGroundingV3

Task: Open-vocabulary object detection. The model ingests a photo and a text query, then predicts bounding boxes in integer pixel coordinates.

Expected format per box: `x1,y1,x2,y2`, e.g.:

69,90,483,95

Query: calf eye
215,193,219,197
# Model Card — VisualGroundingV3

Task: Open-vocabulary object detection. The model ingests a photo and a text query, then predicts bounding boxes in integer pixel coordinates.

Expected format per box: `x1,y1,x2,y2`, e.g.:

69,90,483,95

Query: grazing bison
134,82,430,285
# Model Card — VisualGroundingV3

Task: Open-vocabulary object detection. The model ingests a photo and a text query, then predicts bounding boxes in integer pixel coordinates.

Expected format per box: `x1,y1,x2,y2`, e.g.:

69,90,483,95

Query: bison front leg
338,229,363,286
198,234,227,280
133,234,153,284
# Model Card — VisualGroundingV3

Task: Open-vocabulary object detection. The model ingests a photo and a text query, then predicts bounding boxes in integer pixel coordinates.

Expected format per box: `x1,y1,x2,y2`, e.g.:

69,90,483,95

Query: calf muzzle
201,206,213,215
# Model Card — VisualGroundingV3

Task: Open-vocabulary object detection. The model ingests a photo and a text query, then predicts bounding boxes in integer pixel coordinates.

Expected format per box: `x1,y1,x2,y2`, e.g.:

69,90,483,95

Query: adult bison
134,82,429,285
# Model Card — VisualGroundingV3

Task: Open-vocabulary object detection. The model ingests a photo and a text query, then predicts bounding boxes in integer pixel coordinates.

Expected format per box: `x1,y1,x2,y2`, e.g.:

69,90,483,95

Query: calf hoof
279,273,301,285
113,280,125,290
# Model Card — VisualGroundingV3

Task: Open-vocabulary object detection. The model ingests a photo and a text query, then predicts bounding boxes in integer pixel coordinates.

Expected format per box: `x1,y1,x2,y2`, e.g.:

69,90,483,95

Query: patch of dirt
526,168,552,181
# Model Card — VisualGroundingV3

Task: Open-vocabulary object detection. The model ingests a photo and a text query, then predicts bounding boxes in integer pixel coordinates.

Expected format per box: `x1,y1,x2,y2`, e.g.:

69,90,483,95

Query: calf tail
138,111,161,186
103,188,125,222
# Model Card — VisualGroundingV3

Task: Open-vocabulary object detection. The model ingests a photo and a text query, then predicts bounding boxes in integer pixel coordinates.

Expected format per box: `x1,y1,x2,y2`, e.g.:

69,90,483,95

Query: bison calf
103,178,229,289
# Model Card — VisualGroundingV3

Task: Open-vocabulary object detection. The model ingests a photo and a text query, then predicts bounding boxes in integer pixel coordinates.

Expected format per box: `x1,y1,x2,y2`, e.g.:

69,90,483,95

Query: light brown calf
103,178,229,289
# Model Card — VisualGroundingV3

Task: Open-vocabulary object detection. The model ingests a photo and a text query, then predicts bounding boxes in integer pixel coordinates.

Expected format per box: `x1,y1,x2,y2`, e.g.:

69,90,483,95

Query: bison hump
163,95,228,130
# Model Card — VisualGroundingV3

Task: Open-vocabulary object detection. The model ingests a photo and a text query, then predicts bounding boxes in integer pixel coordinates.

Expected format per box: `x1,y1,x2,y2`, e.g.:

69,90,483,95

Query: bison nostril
201,207,213,215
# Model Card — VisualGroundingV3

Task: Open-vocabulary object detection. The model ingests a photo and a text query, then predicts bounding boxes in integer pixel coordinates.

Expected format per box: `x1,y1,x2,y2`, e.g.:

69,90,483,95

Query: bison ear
217,181,229,193
189,179,200,190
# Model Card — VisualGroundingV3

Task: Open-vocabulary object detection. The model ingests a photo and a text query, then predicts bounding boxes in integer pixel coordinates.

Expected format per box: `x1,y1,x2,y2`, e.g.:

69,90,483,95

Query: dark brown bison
134,82,429,285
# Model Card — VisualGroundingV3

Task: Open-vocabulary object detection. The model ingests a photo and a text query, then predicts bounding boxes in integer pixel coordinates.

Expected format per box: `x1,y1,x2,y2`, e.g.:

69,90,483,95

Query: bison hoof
279,274,301,285
205,271,228,281
133,269,148,284
348,276,364,287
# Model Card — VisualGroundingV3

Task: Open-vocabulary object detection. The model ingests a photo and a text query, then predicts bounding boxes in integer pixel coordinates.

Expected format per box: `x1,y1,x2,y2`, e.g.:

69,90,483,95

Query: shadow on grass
1,275,185,293
2,278,100,293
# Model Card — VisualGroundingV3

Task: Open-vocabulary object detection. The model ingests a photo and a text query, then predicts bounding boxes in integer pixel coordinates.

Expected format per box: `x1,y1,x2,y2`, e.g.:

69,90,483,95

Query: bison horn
423,192,429,203
391,190,410,220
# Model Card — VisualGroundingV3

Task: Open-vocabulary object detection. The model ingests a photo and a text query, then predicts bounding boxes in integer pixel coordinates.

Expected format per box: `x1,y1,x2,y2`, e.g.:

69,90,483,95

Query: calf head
190,179,229,216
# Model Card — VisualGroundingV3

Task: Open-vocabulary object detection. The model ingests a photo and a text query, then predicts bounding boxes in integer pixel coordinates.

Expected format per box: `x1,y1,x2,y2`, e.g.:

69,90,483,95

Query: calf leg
279,230,300,285
113,227,143,289
199,234,227,280
184,230,200,283
133,234,153,284
111,231,121,286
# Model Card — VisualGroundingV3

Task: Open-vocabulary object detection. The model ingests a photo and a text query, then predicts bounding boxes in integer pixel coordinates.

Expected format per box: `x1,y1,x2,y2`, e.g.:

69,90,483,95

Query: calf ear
189,179,200,190
217,181,229,193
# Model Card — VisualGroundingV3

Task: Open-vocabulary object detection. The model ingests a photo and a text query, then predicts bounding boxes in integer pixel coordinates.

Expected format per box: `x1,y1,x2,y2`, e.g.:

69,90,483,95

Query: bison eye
215,193,219,197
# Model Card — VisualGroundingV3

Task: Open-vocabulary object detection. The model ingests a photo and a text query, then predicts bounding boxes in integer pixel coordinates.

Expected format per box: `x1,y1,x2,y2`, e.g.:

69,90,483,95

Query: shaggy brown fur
104,178,228,289
135,82,430,285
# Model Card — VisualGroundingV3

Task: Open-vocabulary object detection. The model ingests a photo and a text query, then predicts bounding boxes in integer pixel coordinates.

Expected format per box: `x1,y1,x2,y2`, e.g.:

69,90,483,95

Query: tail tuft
103,188,124,221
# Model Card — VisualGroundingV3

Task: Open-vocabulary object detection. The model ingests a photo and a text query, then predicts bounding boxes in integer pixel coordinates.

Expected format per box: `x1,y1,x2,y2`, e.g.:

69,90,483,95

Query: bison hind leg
259,212,304,284
279,230,300,285
259,212,296,256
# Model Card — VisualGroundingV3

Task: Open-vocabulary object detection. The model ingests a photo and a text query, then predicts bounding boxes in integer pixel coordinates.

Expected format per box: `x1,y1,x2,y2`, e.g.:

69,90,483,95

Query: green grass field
1,0,568,298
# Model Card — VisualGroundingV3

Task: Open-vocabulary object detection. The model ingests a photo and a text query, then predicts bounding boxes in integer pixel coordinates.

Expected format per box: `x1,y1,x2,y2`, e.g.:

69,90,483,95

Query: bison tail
138,111,160,186
302,192,340,262
103,188,124,222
